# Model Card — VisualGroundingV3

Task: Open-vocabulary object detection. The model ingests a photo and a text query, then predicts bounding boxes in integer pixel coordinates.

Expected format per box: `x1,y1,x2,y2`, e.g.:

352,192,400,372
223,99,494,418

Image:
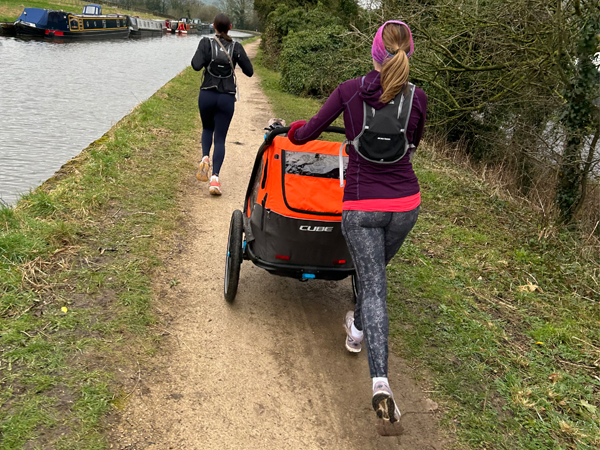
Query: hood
358,70,385,109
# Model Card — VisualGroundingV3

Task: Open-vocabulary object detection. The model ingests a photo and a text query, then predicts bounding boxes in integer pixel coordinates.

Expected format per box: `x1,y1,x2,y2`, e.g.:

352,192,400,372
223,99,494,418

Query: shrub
261,5,342,70
280,25,361,97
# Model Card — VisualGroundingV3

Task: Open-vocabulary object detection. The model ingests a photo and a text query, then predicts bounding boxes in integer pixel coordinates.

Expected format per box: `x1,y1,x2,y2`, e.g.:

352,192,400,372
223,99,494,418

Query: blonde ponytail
379,23,411,104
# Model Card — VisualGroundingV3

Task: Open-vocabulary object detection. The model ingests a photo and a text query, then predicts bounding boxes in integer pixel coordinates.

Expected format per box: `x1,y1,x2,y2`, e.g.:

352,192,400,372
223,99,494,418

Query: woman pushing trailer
288,20,427,424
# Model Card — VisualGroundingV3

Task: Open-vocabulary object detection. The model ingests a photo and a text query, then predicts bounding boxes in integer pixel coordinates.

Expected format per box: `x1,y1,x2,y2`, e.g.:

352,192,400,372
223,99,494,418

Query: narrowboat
128,16,166,38
175,18,190,35
0,22,16,36
14,4,129,39
166,19,178,34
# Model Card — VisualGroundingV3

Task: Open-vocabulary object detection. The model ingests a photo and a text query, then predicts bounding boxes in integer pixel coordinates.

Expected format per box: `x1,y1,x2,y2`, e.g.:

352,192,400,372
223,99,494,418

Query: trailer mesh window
284,151,347,179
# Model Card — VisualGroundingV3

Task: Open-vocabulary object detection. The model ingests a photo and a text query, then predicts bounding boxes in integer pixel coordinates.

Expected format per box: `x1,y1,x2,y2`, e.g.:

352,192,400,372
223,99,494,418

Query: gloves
288,120,307,145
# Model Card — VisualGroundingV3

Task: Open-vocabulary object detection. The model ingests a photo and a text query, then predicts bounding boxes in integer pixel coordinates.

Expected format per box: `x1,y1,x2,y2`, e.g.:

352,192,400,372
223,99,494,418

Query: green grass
0,0,164,22
0,66,203,448
255,48,600,449
241,34,261,46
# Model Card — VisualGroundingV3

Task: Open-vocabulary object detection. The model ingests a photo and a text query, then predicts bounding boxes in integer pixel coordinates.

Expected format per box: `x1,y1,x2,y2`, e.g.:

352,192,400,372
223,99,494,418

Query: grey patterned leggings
342,207,420,378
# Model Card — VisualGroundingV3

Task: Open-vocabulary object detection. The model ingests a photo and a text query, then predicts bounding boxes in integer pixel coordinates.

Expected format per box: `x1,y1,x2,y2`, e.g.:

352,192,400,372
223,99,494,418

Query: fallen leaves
518,281,542,293
548,373,562,383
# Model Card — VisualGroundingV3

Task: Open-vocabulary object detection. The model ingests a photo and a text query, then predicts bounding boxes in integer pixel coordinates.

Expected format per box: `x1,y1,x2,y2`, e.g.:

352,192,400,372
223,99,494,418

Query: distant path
112,40,447,449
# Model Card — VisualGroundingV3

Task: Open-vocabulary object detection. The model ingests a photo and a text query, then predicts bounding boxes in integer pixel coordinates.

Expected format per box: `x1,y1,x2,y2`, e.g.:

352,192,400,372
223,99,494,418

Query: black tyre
351,274,359,304
224,209,244,303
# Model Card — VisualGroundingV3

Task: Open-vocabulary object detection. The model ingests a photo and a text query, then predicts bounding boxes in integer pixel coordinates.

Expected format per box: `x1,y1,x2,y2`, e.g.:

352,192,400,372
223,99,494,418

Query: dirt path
112,40,447,450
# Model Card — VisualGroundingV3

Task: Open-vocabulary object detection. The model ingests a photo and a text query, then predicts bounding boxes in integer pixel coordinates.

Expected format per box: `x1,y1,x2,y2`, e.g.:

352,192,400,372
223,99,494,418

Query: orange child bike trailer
223,126,356,302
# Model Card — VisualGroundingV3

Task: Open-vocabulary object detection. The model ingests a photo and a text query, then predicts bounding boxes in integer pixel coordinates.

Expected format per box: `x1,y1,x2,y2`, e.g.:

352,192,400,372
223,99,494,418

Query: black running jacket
191,35,254,95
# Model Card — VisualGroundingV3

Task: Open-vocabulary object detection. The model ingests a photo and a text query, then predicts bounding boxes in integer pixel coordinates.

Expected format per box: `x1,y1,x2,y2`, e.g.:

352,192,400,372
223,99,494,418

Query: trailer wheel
351,274,359,304
224,210,244,303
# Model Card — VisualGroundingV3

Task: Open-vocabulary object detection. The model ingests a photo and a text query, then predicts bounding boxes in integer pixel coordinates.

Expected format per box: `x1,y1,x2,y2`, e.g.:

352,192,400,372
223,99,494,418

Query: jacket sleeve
235,42,254,77
191,37,210,71
411,89,428,148
292,86,345,144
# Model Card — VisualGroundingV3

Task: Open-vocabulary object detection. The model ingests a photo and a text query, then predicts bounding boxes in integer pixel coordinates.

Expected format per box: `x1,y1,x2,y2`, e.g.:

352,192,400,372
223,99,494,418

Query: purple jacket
292,70,427,202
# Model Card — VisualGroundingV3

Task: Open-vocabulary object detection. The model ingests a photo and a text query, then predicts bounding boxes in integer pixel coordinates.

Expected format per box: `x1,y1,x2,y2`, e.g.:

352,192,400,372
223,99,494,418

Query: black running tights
198,89,235,176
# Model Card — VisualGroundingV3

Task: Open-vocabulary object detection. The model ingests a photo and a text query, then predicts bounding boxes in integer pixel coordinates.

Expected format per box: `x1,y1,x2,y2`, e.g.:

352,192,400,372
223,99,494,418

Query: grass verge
0,64,202,447
0,0,164,22
241,34,260,46
255,47,600,449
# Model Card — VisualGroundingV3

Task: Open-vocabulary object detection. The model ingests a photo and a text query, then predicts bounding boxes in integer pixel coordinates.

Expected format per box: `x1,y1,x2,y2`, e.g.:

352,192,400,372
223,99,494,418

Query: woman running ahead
288,21,427,423
191,13,253,195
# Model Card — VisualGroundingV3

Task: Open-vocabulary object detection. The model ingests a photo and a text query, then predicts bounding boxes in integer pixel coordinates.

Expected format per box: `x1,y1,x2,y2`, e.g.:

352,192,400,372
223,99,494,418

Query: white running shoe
343,311,363,353
197,156,210,182
372,380,401,423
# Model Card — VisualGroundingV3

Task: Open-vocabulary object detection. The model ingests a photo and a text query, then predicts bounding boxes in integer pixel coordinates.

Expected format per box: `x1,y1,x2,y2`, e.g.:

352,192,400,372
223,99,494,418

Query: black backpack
206,37,235,79
350,82,416,163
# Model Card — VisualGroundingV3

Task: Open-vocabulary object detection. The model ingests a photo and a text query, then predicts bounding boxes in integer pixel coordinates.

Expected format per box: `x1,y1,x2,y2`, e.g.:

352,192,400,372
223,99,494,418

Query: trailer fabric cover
252,136,348,222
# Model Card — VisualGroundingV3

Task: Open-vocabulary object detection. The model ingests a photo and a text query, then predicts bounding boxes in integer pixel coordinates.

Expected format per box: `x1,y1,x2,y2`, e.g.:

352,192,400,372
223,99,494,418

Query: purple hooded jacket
291,70,427,202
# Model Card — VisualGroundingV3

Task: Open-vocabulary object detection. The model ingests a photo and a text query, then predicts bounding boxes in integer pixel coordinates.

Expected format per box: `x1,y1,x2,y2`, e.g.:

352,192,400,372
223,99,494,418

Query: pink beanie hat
371,20,414,64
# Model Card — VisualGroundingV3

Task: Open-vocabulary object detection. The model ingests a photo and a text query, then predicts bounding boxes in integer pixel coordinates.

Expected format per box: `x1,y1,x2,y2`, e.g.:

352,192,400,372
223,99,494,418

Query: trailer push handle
263,126,346,147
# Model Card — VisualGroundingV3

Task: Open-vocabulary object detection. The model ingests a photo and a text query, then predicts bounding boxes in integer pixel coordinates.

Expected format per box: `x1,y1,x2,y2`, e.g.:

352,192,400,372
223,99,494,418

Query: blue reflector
302,273,316,280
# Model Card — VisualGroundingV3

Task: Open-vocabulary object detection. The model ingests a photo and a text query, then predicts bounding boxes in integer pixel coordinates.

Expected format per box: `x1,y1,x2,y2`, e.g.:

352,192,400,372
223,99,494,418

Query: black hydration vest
207,37,235,79
351,83,416,163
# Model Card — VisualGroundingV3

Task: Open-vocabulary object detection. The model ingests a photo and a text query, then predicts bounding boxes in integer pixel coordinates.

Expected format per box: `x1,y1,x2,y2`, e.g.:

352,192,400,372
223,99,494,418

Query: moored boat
14,4,129,39
0,22,16,36
191,19,212,35
127,16,166,38
166,19,178,34
176,18,190,35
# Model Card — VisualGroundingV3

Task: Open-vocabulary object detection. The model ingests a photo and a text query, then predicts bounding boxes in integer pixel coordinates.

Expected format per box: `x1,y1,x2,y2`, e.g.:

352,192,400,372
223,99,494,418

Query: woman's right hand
288,120,307,145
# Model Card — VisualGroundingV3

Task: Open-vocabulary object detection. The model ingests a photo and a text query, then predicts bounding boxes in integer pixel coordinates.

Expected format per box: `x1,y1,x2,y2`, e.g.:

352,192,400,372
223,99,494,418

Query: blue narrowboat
14,4,129,39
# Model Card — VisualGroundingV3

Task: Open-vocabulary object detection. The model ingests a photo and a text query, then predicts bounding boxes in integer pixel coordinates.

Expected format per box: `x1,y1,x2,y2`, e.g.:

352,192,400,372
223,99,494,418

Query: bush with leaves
279,25,361,96
260,5,343,69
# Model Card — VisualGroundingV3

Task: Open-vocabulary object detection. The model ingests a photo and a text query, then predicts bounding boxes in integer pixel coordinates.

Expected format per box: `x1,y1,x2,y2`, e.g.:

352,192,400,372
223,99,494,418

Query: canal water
0,31,253,204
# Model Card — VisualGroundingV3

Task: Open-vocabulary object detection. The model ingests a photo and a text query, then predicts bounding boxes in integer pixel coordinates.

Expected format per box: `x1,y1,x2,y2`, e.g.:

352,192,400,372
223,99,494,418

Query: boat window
83,5,99,15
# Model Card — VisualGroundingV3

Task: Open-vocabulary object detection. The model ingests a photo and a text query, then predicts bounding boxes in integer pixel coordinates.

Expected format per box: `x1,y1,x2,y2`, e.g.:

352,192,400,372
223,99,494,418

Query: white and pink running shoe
209,176,222,196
